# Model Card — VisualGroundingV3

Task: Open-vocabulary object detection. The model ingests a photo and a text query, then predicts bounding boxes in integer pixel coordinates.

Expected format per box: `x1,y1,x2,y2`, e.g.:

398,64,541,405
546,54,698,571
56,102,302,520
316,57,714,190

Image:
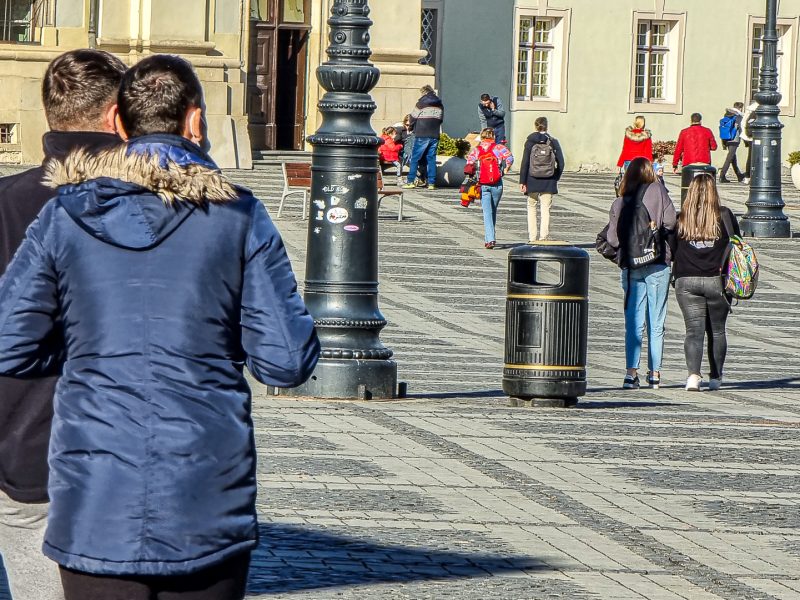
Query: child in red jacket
379,126,403,185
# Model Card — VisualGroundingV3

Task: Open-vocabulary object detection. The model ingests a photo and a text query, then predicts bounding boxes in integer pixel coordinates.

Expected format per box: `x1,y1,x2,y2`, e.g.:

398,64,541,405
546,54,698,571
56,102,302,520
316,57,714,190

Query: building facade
0,0,433,167
428,0,800,170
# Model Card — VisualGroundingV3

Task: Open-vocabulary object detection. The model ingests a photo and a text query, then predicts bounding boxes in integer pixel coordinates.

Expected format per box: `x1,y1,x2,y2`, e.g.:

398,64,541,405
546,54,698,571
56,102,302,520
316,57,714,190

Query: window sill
511,98,567,113
628,101,682,114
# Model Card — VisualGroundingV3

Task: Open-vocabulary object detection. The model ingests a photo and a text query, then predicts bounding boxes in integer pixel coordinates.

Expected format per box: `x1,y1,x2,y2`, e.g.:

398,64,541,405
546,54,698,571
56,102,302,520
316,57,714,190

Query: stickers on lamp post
326,207,349,224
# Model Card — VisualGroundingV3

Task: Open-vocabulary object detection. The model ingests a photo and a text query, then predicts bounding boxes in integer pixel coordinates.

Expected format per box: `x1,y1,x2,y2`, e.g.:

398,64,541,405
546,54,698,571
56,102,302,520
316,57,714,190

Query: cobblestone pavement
3,170,800,599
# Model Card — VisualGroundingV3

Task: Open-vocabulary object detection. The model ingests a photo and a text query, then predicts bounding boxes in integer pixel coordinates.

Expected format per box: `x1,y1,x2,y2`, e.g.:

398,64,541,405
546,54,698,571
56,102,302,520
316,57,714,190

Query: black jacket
409,92,444,139
0,131,120,503
519,132,565,194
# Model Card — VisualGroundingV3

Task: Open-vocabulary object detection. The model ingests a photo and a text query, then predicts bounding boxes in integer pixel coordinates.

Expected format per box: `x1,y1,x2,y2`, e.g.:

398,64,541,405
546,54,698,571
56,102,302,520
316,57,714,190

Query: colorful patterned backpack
721,211,759,300
724,235,759,299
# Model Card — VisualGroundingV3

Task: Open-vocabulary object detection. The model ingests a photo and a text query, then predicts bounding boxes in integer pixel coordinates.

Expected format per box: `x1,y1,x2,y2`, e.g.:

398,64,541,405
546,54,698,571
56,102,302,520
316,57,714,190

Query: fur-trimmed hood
624,127,652,142
42,135,241,250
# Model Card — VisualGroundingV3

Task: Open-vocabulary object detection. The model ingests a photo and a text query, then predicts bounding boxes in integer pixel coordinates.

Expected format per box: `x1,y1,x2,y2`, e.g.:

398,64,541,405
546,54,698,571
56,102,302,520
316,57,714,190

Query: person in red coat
672,113,718,173
379,126,404,185
617,115,653,167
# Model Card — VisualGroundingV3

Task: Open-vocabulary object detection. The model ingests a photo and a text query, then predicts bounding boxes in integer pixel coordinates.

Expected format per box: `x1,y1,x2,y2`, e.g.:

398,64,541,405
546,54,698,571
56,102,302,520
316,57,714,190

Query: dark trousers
675,277,730,379
744,141,752,179
720,142,744,181
59,553,250,600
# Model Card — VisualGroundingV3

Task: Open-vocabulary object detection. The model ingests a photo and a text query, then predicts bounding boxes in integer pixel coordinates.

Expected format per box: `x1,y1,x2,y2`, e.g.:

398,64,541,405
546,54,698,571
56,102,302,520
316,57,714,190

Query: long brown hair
678,175,721,240
618,157,656,197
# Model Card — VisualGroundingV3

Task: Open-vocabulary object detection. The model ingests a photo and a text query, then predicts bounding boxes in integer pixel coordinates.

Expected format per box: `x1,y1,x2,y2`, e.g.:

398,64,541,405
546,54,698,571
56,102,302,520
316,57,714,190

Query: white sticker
316,210,324,221
755,140,762,145
323,185,346,193
771,140,778,146
354,198,368,210
348,174,363,180
313,227,321,234
326,207,349,224
313,200,325,209
330,196,341,206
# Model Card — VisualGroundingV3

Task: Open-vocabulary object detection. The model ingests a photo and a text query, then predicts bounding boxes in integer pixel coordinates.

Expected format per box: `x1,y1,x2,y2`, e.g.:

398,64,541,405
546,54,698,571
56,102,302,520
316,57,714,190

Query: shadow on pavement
575,400,685,409
405,390,507,400
247,524,553,595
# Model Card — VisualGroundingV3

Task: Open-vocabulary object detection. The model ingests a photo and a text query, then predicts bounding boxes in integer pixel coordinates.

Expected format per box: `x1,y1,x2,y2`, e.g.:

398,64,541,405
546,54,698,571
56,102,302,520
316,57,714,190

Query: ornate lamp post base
270,359,398,400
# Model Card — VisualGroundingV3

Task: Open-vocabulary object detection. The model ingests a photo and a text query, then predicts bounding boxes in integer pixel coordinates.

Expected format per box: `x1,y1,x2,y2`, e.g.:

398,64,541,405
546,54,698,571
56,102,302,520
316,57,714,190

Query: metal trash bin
680,163,717,206
502,243,589,407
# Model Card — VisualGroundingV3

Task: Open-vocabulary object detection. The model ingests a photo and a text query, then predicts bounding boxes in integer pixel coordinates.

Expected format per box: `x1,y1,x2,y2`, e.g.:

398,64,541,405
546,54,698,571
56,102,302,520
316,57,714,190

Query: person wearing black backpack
719,102,745,184
519,116,565,242
605,157,677,390
669,174,740,392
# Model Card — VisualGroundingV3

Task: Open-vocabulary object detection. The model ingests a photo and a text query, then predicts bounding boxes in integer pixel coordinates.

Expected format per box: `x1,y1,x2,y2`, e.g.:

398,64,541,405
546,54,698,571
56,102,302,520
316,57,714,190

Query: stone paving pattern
2,168,800,599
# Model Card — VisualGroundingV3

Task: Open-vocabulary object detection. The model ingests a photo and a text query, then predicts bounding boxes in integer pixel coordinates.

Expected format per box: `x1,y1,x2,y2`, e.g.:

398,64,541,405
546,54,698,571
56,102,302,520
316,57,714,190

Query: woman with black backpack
670,174,739,391
605,157,677,390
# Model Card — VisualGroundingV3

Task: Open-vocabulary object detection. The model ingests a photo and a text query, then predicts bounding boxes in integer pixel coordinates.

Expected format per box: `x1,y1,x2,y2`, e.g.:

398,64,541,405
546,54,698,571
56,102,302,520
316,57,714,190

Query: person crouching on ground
605,157,676,390
0,54,320,600
669,175,739,391
379,126,403,186
617,115,653,169
519,117,565,242
465,128,514,249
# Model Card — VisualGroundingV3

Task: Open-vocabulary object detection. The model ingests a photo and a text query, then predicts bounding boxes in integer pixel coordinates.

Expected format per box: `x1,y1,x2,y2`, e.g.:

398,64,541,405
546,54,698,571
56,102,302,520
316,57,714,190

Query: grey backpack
529,136,556,178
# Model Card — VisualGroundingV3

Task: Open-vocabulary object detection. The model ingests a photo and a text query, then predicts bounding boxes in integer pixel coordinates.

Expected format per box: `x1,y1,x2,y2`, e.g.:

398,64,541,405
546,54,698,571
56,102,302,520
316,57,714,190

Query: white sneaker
742,177,750,184
686,374,702,391
708,378,722,391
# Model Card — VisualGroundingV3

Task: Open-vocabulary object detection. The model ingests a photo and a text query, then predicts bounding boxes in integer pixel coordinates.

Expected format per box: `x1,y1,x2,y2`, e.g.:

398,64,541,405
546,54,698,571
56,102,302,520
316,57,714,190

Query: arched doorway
247,0,310,151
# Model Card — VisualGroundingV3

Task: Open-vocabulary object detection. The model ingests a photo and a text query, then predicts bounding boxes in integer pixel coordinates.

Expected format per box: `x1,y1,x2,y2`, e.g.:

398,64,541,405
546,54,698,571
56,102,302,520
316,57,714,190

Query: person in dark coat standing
519,117,565,242
0,55,320,600
0,49,125,600
478,93,507,144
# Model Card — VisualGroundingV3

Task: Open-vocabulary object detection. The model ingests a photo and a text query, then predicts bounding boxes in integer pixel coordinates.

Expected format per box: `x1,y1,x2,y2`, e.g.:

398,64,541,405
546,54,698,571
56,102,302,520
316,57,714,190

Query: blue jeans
480,182,502,243
620,263,671,372
406,137,438,185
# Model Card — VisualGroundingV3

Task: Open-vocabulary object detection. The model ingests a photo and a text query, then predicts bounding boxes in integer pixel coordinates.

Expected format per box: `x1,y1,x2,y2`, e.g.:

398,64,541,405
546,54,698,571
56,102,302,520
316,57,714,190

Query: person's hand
489,102,496,110
672,166,678,174
520,184,527,194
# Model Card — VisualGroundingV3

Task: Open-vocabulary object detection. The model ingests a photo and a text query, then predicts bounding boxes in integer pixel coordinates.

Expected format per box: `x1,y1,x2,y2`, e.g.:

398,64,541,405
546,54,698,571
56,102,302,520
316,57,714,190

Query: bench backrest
284,162,311,188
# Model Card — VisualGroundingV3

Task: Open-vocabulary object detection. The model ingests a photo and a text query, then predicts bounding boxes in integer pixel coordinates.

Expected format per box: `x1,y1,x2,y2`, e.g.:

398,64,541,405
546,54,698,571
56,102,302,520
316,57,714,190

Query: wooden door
247,21,277,151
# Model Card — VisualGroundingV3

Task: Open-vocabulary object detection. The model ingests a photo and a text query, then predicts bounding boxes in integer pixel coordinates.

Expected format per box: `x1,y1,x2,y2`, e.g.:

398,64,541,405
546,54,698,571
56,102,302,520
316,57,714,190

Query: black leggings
59,553,250,600
675,276,730,379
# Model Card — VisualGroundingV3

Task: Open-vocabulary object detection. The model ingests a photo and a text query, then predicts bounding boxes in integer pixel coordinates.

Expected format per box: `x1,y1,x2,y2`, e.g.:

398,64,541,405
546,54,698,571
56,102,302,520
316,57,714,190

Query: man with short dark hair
0,53,319,600
478,92,506,144
672,112,718,173
0,48,125,600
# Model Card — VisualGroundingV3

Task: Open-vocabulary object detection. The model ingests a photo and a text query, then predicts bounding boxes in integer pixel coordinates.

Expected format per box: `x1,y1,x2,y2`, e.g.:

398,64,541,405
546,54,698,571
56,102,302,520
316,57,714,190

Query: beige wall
505,0,800,171
0,0,249,168
0,0,431,166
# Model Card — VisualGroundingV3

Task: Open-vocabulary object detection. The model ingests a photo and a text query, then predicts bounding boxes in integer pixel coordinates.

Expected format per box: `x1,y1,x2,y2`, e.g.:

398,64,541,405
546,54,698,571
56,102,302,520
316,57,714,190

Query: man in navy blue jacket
0,49,125,600
0,55,320,600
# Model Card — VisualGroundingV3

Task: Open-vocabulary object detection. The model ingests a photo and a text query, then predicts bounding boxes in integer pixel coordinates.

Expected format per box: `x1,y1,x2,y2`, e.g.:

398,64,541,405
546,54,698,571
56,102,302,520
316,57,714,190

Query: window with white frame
629,15,684,111
635,20,669,102
517,16,557,100
0,123,17,144
749,22,793,107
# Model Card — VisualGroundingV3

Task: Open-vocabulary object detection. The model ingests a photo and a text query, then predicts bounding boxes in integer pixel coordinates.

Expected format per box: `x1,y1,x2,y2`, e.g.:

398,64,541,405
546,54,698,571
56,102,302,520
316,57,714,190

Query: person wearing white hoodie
738,101,759,184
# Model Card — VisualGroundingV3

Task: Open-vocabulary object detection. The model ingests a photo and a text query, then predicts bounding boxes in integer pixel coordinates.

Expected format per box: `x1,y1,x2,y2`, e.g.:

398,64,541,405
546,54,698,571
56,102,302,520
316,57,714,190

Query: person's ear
185,107,204,145
104,103,119,134
114,113,129,141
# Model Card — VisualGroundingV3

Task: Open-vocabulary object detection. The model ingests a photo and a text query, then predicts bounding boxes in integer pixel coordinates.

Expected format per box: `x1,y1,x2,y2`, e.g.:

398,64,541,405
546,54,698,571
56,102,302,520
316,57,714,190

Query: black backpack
618,185,662,270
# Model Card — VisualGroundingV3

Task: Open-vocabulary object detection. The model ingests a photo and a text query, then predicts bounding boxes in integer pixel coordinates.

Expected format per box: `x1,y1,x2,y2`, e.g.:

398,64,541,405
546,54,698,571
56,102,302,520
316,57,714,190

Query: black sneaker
623,374,640,389
647,371,660,390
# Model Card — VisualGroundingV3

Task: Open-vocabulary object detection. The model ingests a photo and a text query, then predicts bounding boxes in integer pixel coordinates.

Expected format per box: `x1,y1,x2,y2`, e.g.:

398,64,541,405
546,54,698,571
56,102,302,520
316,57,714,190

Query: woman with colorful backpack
465,128,514,249
670,174,740,391
604,157,676,390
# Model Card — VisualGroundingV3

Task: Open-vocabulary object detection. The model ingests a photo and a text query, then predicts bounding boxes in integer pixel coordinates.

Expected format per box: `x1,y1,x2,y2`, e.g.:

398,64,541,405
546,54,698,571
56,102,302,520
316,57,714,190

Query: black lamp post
740,0,791,238
277,0,399,399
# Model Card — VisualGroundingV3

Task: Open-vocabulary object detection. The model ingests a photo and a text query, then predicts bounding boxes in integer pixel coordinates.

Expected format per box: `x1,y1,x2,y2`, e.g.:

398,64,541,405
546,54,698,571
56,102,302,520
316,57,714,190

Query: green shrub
653,140,677,160
787,151,800,166
438,133,470,159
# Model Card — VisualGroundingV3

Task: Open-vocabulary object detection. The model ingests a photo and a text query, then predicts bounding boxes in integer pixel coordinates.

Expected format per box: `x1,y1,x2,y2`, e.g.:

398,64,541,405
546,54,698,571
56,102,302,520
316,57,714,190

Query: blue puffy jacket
0,135,320,575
